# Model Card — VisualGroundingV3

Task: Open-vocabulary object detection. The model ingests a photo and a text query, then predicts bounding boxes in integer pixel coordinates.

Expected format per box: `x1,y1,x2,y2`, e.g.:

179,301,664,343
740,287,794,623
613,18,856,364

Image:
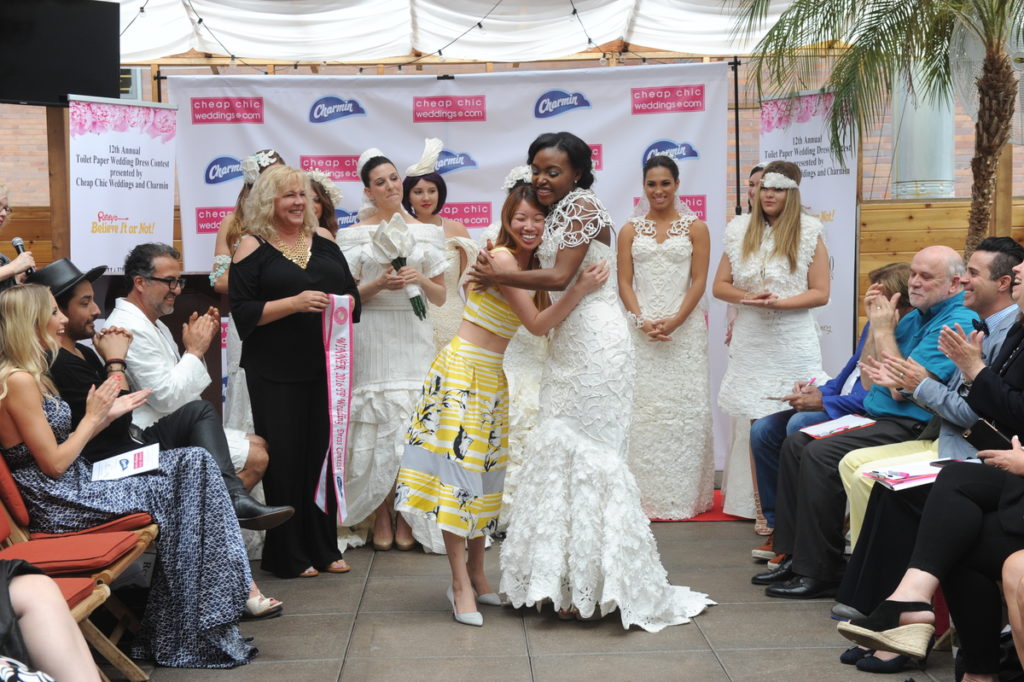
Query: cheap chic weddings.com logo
204,156,244,184
308,96,367,123
413,96,486,122
299,155,360,182
533,90,591,118
631,85,705,115
191,97,264,124
195,207,233,234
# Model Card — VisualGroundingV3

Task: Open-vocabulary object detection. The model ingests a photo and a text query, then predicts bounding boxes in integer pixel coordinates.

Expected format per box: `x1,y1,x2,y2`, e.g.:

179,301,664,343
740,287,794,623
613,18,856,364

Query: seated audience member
0,559,99,682
842,237,1024,549
753,245,976,599
27,258,292,531
0,184,34,291
833,246,1024,672
106,243,270,491
0,284,261,667
750,262,911,563
1002,548,1024,674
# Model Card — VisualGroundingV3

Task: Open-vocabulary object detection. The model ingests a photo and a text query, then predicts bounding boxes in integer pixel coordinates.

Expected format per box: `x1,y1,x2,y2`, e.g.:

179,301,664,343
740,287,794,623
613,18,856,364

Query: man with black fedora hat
29,258,294,531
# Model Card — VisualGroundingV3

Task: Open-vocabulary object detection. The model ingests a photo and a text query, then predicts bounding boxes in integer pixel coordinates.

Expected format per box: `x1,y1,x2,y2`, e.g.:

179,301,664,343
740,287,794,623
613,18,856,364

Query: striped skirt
395,335,508,538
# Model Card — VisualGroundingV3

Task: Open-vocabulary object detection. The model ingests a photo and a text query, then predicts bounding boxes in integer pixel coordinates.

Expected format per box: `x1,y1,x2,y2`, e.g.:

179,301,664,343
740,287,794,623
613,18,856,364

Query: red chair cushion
54,576,96,610
0,456,30,528
0,532,136,575
30,513,153,539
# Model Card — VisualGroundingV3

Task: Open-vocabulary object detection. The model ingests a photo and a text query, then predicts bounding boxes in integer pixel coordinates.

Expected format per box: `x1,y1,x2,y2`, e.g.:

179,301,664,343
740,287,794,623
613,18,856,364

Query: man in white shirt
106,243,290,529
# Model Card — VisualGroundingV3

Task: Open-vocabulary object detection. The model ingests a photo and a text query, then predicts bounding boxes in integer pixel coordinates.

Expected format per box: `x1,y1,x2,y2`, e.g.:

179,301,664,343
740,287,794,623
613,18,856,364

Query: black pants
908,462,1024,674
836,482,931,614
246,371,340,578
774,417,924,582
139,400,245,497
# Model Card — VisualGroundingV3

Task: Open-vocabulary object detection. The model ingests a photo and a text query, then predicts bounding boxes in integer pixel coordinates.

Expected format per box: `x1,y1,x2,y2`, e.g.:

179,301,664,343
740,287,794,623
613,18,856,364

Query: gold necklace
273,231,311,269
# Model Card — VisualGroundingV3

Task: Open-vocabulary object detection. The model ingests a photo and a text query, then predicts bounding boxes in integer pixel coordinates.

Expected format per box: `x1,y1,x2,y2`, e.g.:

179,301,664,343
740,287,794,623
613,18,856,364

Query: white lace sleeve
551,189,613,249
722,214,750,267
797,213,825,270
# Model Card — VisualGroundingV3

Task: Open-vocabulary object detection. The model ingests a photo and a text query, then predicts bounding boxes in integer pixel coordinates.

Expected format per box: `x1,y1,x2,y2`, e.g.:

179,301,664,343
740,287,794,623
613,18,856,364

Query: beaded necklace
273,231,311,269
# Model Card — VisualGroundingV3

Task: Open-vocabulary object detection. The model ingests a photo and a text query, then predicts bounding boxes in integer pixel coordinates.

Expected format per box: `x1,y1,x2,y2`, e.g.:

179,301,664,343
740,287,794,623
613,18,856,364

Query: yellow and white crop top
461,247,522,339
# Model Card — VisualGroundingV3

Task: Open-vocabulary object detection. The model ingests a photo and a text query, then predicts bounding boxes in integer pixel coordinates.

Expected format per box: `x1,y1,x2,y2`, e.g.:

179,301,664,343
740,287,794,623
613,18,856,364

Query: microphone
11,237,32,275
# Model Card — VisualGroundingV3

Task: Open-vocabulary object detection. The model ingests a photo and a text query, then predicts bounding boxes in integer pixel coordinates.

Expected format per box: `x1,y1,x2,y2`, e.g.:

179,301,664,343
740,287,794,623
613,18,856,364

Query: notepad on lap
799,414,877,439
91,443,159,481
862,459,942,490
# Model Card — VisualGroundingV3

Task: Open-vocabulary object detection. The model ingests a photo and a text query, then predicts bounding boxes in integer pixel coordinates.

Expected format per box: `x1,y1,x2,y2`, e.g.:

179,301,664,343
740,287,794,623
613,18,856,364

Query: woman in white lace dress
617,155,714,520
468,132,712,631
712,160,830,522
337,147,447,553
400,159,477,351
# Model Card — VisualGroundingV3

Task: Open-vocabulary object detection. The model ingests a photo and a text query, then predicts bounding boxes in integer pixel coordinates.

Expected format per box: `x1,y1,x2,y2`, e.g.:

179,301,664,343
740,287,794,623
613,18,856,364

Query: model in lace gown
0,285,255,669
400,167,477,351
712,160,830,520
337,147,448,553
617,156,714,520
468,133,712,630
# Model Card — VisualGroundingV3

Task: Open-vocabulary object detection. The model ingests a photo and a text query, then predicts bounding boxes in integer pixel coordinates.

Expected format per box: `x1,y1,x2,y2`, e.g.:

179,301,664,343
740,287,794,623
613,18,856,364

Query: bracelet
104,359,126,371
209,255,231,286
625,311,645,329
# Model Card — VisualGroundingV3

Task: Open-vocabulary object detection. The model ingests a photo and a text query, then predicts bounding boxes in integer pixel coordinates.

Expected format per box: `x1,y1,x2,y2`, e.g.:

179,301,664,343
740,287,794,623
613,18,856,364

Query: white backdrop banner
759,92,859,372
68,95,177,274
166,63,728,272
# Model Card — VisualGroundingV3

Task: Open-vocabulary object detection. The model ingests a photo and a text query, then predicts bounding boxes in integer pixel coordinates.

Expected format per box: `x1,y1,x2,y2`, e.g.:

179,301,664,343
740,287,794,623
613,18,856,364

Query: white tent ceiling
116,0,792,63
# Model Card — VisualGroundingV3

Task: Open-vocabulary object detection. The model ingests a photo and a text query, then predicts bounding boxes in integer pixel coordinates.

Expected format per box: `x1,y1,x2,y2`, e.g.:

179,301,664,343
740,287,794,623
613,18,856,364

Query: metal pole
729,56,742,216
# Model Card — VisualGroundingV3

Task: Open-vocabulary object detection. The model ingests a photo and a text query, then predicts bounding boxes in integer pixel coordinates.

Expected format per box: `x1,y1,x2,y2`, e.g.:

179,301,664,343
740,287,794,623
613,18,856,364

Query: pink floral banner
760,92,834,134
68,97,176,274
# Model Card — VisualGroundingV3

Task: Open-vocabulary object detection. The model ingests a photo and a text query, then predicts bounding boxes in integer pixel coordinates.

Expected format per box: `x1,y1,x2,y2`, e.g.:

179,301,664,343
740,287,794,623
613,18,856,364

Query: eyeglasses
0,205,11,214
145,276,185,291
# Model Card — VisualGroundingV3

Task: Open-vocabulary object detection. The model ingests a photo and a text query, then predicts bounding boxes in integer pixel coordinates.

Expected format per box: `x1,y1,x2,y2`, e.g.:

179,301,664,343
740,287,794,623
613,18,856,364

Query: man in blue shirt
755,245,978,598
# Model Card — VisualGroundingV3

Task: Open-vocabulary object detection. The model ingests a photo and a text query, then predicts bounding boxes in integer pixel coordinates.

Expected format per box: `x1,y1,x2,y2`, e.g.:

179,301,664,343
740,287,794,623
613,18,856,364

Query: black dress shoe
231,493,295,531
765,575,839,599
751,557,794,585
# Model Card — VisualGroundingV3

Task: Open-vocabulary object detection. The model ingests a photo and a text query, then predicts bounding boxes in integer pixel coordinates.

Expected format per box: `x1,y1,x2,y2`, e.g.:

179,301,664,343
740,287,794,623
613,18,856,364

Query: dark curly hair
527,132,595,189
123,243,180,283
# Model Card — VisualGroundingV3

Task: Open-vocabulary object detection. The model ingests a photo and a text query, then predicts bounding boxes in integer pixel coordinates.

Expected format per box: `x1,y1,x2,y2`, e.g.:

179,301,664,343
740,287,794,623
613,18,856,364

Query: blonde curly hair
243,165,318,242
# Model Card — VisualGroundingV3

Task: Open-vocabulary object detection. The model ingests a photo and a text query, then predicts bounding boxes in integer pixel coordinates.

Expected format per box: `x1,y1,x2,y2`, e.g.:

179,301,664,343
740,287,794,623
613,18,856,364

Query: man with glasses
106,243,290,528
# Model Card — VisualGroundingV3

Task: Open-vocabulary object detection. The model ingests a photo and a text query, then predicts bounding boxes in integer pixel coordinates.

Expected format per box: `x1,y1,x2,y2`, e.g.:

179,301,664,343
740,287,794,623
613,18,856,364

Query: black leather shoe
231,493,295,531
751,557,794,585
765,575,839,599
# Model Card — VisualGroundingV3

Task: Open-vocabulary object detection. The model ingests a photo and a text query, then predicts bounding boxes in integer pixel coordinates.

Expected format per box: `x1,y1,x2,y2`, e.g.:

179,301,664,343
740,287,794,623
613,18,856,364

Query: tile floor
129,521,955,681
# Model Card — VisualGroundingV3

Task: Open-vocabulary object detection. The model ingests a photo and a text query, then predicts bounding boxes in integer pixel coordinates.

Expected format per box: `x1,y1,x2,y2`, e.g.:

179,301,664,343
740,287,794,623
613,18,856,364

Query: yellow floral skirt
396,335,508,538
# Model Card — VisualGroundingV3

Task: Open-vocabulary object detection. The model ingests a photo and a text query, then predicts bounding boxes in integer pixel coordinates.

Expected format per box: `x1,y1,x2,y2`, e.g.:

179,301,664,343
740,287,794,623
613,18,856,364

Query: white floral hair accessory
356,147,385,178
241,149,279,184
501,165,532,192
761,171,799,190
306,168,343,206
404,138,443,177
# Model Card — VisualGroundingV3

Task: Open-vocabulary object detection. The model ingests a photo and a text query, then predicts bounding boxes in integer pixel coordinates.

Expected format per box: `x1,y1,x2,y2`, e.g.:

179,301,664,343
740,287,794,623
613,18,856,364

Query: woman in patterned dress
396,181,607,626
0,284,258,668
469,132,713,630
617,155,714,520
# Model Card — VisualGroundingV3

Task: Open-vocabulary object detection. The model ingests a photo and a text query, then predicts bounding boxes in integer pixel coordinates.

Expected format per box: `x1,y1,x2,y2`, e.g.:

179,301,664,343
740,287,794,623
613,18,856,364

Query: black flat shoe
232,493,295,531
840,645,873,665
836,600,935,660
751,557,794,585
765,575,839,599
855,635,934,674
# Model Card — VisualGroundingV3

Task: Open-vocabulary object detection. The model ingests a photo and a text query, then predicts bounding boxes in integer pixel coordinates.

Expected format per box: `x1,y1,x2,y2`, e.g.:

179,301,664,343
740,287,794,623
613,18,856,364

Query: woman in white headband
335,143,448,554
712,160,831,530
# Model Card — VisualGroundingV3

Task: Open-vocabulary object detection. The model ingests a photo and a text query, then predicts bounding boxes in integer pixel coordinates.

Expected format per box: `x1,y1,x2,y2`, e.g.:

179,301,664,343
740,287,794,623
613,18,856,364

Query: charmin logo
300,155,359,182
590,144,603,171
642,140,699,164
534,89,591,118
336,208,359,229
631,85,705,115
309,96,366,124
191,97,264,124
205,156,243,184
195,207,233,235
413,96,486,123
440,202,491,228
631,194,707,221
436,150,477,175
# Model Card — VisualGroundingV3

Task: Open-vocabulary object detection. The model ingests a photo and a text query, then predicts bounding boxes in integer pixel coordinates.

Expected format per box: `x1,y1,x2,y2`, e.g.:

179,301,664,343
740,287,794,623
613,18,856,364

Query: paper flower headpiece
241,149,279,184
404,138,443,177
306,168,343,206
761,171,799,190
501,165,533,191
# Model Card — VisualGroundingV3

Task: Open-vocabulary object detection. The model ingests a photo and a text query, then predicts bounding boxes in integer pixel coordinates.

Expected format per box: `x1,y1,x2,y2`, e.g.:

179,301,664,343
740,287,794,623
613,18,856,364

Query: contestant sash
316,294,354,523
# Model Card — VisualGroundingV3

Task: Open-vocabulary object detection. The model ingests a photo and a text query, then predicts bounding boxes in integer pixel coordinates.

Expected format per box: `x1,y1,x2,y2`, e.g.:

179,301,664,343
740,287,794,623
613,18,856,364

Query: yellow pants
839,439,940,549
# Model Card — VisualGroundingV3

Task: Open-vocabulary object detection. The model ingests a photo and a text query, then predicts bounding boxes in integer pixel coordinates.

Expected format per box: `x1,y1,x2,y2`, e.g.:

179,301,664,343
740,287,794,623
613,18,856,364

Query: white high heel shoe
476,592,503,607
447,586,483,627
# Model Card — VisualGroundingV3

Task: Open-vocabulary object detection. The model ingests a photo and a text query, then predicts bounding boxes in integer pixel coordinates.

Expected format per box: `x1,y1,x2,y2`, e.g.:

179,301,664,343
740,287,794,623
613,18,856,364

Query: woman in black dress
231,165,360,579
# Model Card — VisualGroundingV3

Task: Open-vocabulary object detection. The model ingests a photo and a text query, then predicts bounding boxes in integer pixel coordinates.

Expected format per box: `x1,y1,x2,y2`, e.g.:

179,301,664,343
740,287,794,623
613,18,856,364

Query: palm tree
734,0,1023,254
